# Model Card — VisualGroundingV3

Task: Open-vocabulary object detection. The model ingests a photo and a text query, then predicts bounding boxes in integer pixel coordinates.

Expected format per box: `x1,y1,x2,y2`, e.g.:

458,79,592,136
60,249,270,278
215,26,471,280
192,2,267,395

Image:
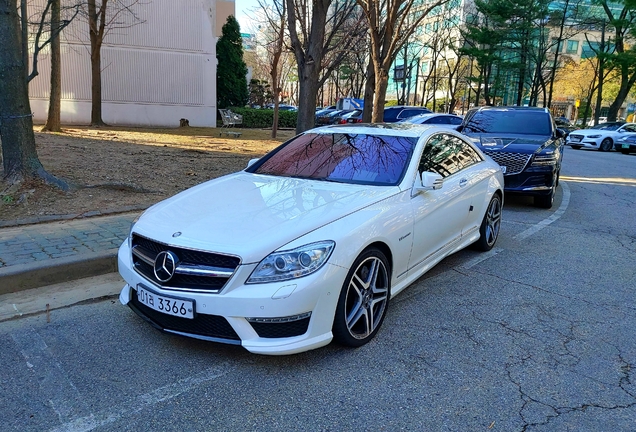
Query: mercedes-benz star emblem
153,251,179,282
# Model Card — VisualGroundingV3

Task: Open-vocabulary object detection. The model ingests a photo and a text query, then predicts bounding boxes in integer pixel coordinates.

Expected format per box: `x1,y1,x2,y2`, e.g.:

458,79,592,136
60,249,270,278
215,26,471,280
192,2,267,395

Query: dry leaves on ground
0,126,295,223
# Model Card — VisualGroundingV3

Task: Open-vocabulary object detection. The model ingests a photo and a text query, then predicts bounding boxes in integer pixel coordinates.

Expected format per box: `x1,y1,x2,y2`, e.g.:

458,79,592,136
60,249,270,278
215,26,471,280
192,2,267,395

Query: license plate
570,137,581,142
136,285,195,319
622,143,630,149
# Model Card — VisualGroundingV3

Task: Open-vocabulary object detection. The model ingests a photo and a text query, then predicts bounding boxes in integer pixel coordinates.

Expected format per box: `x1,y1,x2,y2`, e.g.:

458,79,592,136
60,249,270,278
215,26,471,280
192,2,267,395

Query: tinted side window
622,124,636,132
400,109,423,119
383,109,400,122
426,116,449,124
448,116,463,125
419,134,483,177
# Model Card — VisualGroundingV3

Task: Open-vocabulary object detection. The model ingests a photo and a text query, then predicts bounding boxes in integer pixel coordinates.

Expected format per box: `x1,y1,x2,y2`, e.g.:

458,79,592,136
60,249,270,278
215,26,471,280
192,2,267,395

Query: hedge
228,107,298,129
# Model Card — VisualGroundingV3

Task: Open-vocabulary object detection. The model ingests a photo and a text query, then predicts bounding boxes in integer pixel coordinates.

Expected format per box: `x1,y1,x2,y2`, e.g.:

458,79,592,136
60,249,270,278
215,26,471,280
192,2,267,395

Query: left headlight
531,153,557,166
588,134,602,138
246,241,335,284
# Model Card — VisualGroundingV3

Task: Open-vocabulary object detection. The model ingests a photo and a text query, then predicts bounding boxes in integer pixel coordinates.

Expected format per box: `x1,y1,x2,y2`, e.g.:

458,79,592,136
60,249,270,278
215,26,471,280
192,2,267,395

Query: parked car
316,109,347,125
587,116,607,127
399,113,463,128
566,122,636,151
118,123,504,355
458,106,565,209
614,134,636,154
334,109,362,124
383,106,433,122
554,117,577,137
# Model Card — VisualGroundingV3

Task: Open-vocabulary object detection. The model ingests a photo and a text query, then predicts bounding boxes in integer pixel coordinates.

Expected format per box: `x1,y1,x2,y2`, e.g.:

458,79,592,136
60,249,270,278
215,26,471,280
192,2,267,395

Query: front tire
333,248,390,347
534,188,554,209
599,138,613,152
472,194,502,251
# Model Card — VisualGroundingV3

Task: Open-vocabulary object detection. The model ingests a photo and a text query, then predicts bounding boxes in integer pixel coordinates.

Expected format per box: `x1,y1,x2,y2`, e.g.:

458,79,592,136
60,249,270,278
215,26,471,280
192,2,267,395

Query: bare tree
357,0,449,122
257,0,288,138
286,0,367,133
84,0,145,126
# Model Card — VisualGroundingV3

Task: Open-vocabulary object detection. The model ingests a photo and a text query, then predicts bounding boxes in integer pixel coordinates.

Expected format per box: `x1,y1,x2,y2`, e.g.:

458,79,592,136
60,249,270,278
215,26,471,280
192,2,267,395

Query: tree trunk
371,67,389,122
362,60,375,122
88,0,106,126
43,0,62,132
295,63,320,133
0,0,67,189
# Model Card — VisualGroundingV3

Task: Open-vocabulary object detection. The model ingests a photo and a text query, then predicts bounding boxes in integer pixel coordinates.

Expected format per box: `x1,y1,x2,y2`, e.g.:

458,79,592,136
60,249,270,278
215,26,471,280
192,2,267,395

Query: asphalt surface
0,147,634,431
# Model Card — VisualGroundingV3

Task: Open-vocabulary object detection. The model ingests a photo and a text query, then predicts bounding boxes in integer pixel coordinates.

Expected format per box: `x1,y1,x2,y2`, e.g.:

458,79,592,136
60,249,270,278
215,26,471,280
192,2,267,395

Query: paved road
1,147,634,431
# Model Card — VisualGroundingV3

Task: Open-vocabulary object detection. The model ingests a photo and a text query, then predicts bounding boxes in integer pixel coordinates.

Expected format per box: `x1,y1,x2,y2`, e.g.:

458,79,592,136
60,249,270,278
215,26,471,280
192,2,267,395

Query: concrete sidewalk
0,212,140,295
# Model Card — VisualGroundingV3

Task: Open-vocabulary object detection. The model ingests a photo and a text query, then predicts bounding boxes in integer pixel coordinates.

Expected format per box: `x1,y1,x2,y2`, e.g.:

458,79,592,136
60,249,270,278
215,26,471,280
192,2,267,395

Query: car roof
471,106,549,112
310,122,445,138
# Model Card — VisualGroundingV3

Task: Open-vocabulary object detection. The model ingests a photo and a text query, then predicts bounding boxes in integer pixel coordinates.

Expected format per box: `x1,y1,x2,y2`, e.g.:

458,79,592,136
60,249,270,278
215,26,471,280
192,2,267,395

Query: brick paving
0,212,140,268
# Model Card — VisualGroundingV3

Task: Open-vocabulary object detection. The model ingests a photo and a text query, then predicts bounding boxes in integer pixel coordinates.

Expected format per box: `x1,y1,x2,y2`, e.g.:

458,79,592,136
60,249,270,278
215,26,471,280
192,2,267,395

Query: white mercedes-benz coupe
118,124,504,355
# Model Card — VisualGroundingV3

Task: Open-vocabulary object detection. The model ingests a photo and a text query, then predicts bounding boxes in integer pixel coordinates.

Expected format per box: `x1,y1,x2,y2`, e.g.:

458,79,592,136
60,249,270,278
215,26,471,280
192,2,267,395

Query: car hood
132,172,397,263
464,133,553,153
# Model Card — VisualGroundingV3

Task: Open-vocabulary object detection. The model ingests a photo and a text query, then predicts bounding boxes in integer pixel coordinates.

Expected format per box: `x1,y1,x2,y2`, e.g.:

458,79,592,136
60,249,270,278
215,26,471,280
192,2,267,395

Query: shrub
229,107,298,129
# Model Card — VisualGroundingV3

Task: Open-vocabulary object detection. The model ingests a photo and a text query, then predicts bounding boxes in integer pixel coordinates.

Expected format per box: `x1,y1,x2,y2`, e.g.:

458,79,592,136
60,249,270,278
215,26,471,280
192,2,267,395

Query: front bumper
117,241,346,355
566,137,601,148
615,142,636,153
502,165,557,197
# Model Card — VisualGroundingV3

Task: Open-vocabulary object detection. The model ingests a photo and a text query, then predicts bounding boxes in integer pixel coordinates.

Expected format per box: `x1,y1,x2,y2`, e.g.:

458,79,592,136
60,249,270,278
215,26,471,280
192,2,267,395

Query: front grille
131,234,240,292
130,294,241,342
482,150,532,175
249,317,311,338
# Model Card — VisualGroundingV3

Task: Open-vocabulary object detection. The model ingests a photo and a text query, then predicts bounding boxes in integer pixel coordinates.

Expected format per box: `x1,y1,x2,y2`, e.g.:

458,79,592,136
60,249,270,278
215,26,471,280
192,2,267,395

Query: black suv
458,106,565,209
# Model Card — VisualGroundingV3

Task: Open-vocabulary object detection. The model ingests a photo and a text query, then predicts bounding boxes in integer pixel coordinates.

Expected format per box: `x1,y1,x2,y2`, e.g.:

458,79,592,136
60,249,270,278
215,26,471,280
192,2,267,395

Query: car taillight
356,119,362,123
339,119,346,124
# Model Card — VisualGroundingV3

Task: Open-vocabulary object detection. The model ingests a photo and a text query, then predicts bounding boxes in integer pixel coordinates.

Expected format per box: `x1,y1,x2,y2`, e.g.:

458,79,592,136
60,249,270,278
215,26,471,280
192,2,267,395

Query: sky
235,0,261,34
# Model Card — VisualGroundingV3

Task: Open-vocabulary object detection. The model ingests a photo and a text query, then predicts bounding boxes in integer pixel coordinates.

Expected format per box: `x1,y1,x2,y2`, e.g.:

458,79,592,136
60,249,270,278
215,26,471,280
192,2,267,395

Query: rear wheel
599,138,613,152
472,194,502,251
333,248,390,347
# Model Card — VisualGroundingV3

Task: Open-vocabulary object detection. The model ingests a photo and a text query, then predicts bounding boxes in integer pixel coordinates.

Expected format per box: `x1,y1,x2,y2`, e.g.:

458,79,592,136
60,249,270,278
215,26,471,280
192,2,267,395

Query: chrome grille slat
483,150,532,175
131,234,240,293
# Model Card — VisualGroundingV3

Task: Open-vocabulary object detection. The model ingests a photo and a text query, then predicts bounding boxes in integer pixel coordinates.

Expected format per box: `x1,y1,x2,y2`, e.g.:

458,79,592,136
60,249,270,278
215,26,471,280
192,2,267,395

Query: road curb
0,249,119,295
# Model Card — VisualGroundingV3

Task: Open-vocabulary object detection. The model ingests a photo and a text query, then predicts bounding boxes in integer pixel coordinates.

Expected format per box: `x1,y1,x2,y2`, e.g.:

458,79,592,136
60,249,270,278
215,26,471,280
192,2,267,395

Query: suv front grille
131,234,240,293
482,150,532,175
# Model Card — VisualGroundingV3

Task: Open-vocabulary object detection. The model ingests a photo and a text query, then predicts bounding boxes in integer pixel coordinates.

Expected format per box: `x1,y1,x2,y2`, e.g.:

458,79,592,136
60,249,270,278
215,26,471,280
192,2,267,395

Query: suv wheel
534,189,554,209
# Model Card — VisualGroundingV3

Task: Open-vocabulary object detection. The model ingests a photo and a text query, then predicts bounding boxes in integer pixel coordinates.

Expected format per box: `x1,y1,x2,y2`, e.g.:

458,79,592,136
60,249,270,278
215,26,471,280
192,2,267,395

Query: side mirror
413,171,444,195
555,128,566,139
246,158,260,168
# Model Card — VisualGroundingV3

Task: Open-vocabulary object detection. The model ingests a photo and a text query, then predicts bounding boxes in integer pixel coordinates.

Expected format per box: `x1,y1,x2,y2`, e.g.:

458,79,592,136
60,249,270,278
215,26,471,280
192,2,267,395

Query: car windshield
592,123,623,130
463,110,552,135
250,132,417,186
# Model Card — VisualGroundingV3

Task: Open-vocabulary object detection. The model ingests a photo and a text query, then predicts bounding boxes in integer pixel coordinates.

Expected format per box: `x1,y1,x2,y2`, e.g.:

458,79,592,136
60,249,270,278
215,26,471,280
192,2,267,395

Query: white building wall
29,0,219,127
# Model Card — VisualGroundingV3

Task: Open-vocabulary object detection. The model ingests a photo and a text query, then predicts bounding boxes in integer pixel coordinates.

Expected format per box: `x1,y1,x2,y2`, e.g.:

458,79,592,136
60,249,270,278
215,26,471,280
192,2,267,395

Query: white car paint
566,122,636,150
118,124,504,355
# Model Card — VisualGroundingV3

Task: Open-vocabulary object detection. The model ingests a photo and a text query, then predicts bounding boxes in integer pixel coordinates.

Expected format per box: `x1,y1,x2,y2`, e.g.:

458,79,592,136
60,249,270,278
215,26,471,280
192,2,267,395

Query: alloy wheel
342,255,389,341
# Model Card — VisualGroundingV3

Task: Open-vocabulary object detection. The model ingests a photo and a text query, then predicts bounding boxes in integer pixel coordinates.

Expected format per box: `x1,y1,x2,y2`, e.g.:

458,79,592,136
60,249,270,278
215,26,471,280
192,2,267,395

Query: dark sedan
615,134,636,154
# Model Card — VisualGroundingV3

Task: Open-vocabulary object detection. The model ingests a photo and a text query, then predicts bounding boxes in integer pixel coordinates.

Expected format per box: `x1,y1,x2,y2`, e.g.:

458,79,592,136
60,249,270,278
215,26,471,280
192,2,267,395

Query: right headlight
246,241,335,284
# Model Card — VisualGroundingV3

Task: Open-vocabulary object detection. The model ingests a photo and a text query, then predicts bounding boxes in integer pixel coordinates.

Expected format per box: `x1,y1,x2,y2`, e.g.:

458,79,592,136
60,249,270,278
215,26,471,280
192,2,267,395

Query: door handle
459,178,468,187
